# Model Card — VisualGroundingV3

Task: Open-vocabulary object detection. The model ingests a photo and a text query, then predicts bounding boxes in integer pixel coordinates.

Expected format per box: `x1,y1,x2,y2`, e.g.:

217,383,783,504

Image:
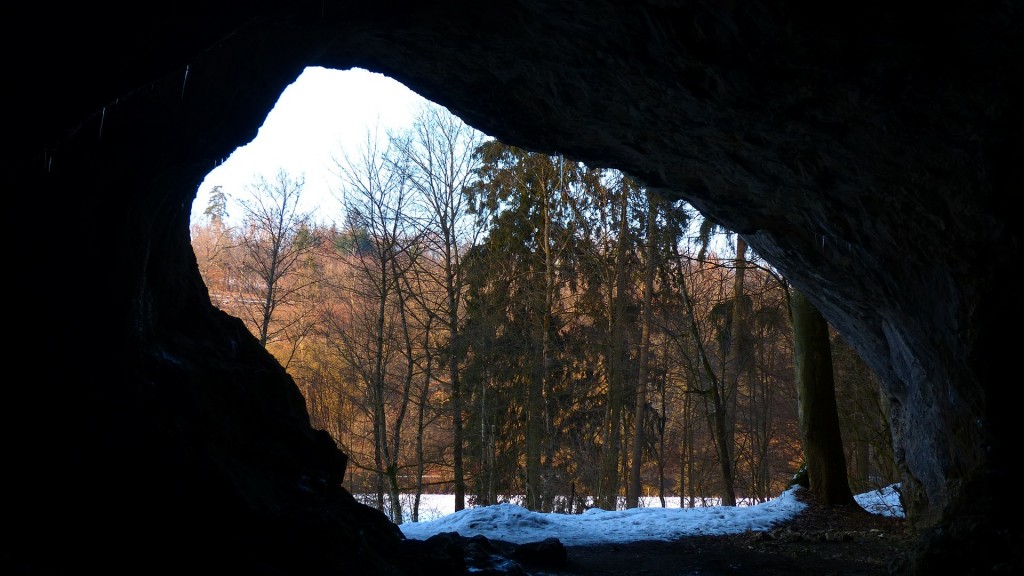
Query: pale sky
398,484,904,545
191,66,431,226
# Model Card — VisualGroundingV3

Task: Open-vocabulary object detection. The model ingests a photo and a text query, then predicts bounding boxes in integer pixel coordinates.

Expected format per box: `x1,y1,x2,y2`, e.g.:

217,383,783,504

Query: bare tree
392,102,485,511
236,169,316,348
331,126,423,523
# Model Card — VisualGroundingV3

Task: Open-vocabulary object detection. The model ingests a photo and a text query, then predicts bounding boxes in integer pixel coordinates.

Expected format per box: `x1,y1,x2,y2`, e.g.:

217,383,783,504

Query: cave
12,1,1022,574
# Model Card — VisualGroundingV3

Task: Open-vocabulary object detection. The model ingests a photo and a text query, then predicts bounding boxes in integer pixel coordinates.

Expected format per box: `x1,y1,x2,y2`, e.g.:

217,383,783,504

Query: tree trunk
599,188,630,510
385,464,403,525
790,288,855,506
709,381,737,506
414,347,430,522
657,368,668,508
447,243,467,512
526,356,544,510
715,235,754,507
628,193,657,507
450,335,466,511
526,180,557,511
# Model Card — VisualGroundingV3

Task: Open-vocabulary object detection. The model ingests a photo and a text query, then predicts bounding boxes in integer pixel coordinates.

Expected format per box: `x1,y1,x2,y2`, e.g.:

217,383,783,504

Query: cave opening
187,65,896,536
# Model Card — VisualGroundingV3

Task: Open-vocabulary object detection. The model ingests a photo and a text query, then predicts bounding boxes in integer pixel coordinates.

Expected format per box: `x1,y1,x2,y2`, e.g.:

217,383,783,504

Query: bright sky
191,66,431,226
398,484,904,546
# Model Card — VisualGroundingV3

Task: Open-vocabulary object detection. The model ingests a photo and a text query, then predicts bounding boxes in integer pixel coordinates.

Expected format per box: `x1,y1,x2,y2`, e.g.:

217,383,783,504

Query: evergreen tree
463,141,590,511
203,185,230,228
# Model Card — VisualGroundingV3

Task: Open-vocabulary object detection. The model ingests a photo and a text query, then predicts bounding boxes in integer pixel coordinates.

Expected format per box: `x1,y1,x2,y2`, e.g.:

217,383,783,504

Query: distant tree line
190,102,898,524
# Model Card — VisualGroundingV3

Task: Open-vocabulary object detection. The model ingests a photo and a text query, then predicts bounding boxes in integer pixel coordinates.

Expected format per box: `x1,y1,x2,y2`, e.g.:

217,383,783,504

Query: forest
189,102,898,526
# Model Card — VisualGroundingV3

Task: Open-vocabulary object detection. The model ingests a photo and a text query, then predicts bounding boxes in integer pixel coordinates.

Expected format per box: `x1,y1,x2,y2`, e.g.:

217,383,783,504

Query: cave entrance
188,65,895,530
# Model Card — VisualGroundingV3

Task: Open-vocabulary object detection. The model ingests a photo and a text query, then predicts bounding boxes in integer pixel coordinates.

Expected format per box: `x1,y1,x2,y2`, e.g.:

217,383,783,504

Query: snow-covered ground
355,484,905,546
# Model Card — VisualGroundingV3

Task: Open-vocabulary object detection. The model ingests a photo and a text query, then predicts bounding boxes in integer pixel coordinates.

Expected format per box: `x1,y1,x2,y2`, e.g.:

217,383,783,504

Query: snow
397,485,904,546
